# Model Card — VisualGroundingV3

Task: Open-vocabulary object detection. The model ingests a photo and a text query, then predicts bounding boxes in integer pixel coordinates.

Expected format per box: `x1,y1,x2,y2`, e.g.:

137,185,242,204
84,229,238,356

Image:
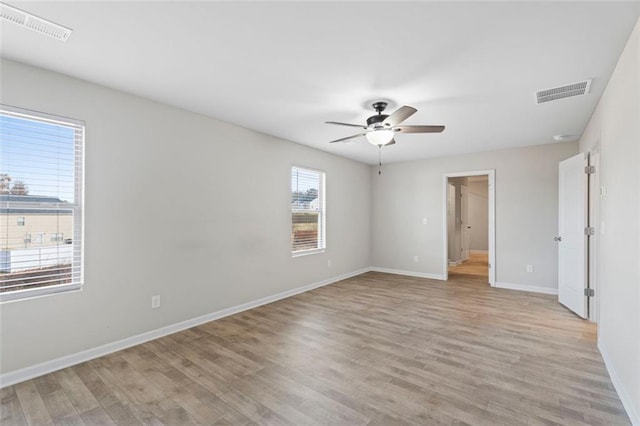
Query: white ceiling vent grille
0,2,72,41
536,80,592,104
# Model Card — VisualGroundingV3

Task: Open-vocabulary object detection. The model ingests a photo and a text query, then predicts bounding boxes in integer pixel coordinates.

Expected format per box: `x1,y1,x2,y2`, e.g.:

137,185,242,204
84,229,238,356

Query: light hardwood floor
449,252,489,278
1,272,630,425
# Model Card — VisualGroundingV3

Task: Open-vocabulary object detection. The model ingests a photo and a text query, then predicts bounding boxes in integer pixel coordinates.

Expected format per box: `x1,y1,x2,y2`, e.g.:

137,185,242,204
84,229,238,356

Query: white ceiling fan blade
394,125,445,133
325,121,367,129
383,106,417,127
329,133,366,143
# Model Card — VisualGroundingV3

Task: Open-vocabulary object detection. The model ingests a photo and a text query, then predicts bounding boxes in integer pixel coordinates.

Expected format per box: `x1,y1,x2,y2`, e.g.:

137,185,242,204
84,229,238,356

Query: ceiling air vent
535,80,592,104
0,2,72,42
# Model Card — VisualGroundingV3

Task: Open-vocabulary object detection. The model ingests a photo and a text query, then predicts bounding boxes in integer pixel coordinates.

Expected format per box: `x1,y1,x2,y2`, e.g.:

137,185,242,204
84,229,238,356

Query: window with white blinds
0,105,84,302
291,166,325,255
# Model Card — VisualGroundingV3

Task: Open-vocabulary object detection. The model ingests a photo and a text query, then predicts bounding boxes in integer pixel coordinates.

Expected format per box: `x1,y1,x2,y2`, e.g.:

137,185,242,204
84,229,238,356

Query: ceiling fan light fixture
366,129,394,146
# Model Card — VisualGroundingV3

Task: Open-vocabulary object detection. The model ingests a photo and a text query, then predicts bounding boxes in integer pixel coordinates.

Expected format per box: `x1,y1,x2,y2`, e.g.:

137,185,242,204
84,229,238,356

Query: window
291,166,325,255
1,105,84,302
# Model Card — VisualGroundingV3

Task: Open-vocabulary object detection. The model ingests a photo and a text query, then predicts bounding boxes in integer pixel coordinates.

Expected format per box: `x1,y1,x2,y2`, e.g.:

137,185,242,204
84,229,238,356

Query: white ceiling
1,1,638,165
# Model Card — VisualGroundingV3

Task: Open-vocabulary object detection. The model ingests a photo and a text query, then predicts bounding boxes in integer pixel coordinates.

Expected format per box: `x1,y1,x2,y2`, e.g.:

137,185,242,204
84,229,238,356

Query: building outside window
0,105,84,301
291,166,325,255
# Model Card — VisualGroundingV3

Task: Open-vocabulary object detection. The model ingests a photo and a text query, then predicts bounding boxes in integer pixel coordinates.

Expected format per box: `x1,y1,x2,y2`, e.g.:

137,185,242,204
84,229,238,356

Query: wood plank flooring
449,252,489,278
1,272,630,425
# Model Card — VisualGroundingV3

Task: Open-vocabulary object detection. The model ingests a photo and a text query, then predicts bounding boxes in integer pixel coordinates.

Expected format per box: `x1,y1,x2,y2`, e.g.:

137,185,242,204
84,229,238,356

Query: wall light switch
422,217,428,225
151,295,160,309
526,265,534,273
413,255,419,263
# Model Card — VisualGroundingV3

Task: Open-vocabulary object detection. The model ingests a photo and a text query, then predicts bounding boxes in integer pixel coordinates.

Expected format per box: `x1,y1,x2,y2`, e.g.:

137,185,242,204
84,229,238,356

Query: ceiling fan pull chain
378,146,382,175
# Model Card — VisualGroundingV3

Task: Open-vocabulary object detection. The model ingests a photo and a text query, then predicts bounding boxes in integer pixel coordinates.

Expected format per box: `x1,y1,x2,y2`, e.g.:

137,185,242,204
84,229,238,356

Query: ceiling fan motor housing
366,114,388,127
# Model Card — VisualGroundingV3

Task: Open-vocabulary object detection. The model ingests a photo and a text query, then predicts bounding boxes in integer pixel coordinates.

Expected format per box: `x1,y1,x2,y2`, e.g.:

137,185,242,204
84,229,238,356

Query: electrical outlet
526,265,534,273
413,255,419,263
151,295,160,309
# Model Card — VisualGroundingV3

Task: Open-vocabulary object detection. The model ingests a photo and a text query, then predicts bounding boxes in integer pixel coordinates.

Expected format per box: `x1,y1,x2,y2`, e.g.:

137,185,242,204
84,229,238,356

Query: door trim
588,149,600,323
442,170,496,285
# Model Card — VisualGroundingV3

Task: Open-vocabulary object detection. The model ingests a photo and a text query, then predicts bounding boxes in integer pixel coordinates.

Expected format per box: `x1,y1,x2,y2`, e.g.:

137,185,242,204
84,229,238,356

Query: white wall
371,142,578,289
468,178,489,251
0,59,371,375
579,17,640,424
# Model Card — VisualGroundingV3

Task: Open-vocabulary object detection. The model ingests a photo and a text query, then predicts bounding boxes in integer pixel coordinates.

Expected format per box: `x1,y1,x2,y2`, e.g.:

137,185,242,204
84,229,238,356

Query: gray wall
371,142,578,288
579,17,639,421
468,178,489,251
0,60,371,374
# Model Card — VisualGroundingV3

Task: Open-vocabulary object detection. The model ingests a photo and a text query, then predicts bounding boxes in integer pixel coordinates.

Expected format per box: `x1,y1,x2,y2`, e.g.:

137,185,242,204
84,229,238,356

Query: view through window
0,106,84,301
291,166,325,254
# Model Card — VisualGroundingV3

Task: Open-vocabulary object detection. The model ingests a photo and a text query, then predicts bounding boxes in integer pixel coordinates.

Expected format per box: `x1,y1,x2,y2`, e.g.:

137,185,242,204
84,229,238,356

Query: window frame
0,105,85,303
290,165,326,257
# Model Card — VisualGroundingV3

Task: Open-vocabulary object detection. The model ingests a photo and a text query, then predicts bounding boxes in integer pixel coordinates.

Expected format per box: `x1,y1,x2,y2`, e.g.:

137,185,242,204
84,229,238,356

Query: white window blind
0,105,84,302
291,166,325,255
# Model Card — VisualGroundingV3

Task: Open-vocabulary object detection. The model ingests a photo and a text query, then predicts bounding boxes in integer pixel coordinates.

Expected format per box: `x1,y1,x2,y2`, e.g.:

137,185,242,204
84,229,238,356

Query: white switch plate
413,255,419,263
422,217,428,225
526,265,534,273
151,295,160,309
327,259,332,267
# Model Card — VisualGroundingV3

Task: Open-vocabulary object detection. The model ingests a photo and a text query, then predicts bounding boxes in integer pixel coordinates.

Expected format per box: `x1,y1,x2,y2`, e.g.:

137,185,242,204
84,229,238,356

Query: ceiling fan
326,101,445,147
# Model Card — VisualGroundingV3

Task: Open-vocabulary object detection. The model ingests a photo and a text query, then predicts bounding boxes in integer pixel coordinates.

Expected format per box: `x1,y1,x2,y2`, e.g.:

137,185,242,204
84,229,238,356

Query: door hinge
488,263,491,269
585,165,596,174
584,227,595,236
584,288,595,297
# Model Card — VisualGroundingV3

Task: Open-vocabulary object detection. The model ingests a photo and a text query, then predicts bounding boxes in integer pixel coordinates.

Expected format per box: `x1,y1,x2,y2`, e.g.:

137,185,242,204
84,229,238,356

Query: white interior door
447,184,456,262
460,185,470,261
558,153,588,318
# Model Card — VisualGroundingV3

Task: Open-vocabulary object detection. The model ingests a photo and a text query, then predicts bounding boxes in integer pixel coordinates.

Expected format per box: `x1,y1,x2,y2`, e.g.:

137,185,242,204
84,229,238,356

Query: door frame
442,170,496,285
588,150,600,323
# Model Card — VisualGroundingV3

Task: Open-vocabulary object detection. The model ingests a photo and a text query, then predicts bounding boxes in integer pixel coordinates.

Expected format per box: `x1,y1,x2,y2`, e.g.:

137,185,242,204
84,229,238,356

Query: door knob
554,236,562,242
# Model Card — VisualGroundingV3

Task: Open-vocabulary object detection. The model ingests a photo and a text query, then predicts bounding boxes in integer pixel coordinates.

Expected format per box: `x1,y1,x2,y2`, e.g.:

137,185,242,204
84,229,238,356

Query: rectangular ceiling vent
535,80,592,104
0,2,72,42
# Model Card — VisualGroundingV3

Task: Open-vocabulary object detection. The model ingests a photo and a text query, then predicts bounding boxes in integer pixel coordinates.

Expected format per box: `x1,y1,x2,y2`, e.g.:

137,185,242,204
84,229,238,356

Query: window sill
0,283,82,304
292,248,326,258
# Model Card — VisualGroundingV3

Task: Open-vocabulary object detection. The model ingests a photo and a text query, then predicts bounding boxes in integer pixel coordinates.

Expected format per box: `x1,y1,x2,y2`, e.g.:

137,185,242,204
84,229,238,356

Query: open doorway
443,170,495,285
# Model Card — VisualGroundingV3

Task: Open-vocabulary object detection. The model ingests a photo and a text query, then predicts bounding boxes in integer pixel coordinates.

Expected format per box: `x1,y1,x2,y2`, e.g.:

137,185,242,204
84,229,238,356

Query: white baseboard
370,267,445,281
494,281,558,295
470,250,488,254
0,267,371,388
598,340,639,425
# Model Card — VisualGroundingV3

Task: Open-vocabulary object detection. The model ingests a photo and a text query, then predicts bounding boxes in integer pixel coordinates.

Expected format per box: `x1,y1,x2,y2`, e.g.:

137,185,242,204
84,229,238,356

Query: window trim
0,105,85,303
290,165,326,257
